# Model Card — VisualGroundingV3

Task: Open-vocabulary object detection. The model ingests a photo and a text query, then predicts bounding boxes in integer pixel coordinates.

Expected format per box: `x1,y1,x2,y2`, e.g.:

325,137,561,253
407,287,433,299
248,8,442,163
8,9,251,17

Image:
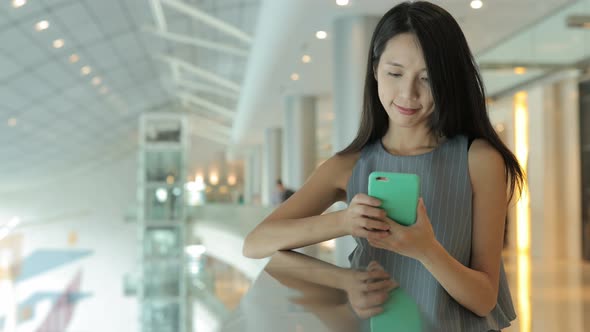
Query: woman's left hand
367,198,438,261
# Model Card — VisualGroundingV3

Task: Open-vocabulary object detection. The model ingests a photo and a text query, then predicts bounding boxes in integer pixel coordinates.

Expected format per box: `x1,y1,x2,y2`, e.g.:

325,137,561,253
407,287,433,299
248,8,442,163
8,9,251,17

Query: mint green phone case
370,288,423,332
368,172,423,332
368,171,420,226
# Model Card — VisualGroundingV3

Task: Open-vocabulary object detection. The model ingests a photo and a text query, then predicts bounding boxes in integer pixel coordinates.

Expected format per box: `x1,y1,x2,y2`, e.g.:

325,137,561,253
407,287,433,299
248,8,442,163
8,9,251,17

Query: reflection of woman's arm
266,251,397,320
265,251,359,332
265,250,351,290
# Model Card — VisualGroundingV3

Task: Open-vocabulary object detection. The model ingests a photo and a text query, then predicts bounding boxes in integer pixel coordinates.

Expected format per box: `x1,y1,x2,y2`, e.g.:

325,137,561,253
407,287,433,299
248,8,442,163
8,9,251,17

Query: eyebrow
385,61,427,72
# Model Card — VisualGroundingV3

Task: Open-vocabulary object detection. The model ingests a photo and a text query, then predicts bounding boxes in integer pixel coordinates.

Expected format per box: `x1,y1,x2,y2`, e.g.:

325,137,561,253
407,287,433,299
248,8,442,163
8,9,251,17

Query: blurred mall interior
0,0,589,331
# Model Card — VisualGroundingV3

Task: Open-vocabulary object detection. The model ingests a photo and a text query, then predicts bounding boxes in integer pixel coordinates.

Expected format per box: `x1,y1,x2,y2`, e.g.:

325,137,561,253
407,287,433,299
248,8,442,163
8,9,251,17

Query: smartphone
368,171,420,226
370,288,423,332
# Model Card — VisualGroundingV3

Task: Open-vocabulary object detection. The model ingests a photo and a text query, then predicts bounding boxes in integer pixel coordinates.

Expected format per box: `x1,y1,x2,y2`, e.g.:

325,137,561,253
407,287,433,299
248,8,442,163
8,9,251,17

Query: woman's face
374,33,435,130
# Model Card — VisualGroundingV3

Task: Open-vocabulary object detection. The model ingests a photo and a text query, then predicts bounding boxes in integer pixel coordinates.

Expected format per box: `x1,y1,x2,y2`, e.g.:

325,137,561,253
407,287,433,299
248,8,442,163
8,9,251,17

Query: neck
381,125,442,155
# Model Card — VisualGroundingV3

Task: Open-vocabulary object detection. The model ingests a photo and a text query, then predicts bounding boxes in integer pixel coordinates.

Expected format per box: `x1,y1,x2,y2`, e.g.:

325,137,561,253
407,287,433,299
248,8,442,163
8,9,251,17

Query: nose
399,77,419,101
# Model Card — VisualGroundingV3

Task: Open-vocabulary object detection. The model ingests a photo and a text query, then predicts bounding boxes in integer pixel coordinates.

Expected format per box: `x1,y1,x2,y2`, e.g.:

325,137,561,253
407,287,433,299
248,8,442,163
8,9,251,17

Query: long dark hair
337,1,524,200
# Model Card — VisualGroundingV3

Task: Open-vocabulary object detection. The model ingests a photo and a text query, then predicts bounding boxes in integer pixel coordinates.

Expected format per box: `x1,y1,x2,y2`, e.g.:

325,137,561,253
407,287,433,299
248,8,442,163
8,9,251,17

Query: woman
243,1,523,331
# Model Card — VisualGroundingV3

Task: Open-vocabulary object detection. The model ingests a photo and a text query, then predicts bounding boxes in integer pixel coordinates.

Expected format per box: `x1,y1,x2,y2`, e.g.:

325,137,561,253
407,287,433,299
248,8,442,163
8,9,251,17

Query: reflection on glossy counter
221,251,365,332
220,251,590,332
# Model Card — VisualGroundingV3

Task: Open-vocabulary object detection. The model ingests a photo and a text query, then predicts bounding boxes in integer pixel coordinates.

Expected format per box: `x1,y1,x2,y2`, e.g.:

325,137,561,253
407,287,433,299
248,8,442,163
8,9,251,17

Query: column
262,128,282,206
332,15,380,267
282,95,317,189
244,145,262,205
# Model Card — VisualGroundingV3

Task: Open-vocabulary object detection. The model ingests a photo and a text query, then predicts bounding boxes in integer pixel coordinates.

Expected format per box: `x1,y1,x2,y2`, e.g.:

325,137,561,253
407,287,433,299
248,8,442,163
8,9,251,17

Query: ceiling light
316,31,328,40
514,67,527,75
91,76,102,86
99,86,109,94
470,0,483,9
302,55,312,63
81,66,92,75
290,73,300,81
336,0,349,6
35,20,49,31
52,39,64,48
69,54,79,63
7,118,17,127
12,0,26,8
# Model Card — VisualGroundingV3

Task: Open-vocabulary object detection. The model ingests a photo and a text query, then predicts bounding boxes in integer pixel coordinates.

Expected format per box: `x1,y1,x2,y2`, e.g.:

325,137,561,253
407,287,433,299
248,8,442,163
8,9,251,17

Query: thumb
416,198,428,223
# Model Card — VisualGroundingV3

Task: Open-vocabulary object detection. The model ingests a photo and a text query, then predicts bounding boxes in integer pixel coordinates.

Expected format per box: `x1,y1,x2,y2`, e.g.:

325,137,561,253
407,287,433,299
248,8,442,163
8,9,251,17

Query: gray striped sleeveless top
346,135,516,332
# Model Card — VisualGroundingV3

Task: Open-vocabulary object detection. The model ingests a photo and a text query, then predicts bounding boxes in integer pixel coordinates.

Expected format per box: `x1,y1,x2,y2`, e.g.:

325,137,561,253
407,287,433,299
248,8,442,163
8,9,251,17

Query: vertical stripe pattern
346,135,516,331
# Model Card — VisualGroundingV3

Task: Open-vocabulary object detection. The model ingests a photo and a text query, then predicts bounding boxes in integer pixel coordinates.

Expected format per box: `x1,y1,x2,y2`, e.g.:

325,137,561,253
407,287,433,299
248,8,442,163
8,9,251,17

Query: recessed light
91,76,102,86
81,66,92,76
69,54,79,63
336,0,349,6
514,67,527,75
35,20,49,31
316,31,328,40
290,73,300,81
470,0,483,9
52,39,64,48
12,0,26,8
302,55,312,63
7,118,17,127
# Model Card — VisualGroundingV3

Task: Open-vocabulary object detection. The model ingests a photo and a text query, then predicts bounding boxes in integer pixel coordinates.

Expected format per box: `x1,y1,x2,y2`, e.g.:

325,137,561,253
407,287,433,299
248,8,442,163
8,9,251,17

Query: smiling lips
394,103,420,115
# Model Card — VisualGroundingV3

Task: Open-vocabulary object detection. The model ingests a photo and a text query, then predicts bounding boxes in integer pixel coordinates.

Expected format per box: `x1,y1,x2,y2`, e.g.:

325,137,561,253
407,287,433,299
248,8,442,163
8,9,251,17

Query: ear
373,63,378,81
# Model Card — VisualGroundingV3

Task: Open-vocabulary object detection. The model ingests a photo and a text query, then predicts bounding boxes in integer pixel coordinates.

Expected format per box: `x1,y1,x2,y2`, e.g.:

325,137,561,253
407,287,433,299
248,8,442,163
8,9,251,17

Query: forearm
243,210,348,258
419,241,497,317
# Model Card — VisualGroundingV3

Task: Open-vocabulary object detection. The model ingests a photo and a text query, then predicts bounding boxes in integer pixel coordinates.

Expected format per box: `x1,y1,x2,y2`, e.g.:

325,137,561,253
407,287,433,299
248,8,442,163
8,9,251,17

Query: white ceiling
0,0,259,193
0,0,586,193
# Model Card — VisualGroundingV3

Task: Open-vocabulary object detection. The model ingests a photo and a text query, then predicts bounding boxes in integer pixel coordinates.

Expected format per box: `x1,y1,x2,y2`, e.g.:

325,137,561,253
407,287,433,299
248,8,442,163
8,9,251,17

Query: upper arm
262,153,359,223
468,139,508,295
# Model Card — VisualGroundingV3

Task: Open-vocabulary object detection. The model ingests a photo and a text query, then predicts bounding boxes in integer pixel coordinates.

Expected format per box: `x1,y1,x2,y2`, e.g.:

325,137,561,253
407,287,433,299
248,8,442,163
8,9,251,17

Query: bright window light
0,217,21,241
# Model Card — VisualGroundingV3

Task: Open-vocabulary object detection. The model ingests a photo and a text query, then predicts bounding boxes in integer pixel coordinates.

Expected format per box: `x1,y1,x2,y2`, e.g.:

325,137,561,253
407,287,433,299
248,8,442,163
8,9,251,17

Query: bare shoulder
468,139,506,192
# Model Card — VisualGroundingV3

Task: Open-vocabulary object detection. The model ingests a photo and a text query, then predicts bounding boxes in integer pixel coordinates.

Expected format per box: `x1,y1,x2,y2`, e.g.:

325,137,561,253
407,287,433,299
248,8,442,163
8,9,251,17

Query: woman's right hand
343,260,399,318
341,193,391,238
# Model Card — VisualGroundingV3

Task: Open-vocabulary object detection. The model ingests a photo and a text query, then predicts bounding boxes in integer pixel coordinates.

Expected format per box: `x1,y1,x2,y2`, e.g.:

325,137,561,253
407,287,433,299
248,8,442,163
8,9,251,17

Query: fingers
363,279,397,292
355,289,389,309
355,306,384,319
354,269,389,282
362,218,390,231
354,205,386,220
352,193,381,207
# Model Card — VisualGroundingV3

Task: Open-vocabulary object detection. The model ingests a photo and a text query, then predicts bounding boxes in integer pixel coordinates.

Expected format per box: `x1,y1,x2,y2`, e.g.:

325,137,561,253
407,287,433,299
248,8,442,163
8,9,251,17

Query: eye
421,77,429,83
387,72,402,77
